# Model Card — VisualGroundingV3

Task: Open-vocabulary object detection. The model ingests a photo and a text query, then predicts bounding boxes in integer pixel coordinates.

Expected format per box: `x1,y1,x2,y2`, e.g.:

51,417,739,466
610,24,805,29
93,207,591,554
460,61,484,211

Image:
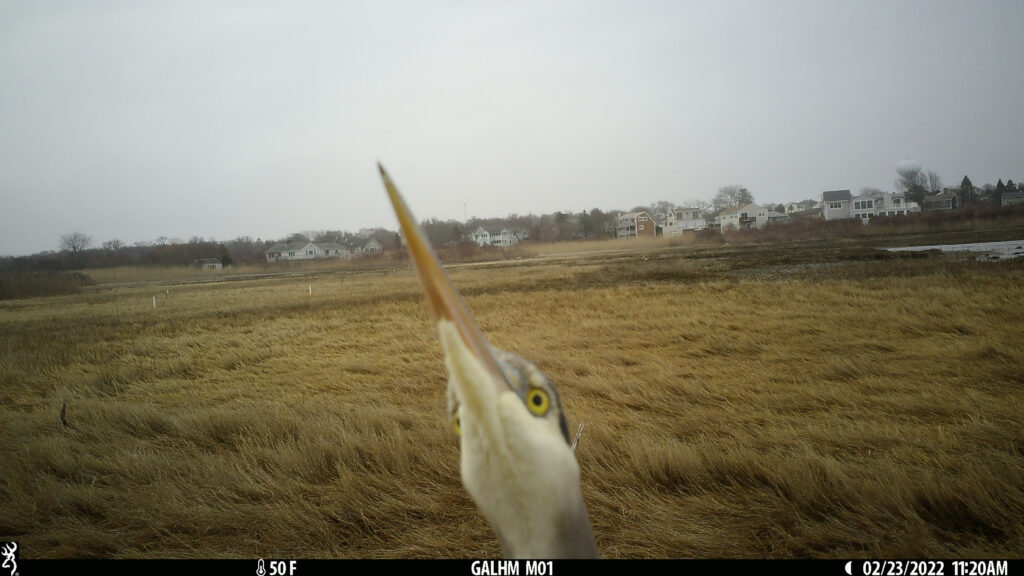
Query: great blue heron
379,164,599,559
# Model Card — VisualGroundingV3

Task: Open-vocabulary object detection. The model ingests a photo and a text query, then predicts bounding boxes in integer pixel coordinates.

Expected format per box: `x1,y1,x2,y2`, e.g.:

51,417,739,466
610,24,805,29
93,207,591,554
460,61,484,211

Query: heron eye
526,388,549,416
452,414,461,435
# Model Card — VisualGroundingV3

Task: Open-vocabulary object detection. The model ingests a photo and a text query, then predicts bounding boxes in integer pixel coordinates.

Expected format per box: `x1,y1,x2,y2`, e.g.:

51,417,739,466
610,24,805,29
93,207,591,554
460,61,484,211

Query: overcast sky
1,1,1022,256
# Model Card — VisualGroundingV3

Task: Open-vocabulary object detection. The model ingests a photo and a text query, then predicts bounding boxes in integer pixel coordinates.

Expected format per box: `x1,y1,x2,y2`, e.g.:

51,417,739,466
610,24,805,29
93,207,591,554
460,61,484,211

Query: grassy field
1,237,1022,558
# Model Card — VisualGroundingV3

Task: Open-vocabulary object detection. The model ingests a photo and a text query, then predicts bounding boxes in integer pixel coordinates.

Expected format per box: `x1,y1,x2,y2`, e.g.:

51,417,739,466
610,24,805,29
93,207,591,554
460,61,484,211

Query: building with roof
1002,190,1024,207
468,227,528,247
824,189,918,223
718,203,787,230
616,211,655,238
822,190,852,221
664,208,707,235
922,190,960,211
264,238,382,262
197,258,222,270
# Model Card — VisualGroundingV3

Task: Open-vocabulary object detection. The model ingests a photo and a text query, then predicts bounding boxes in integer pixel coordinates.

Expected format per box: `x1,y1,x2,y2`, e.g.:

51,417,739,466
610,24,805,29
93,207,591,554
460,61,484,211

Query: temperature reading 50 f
265,560,297,576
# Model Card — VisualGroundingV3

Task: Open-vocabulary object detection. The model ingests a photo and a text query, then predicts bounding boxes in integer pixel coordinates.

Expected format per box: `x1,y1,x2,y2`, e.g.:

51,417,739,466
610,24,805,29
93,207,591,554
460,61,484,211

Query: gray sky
2,1,1022,256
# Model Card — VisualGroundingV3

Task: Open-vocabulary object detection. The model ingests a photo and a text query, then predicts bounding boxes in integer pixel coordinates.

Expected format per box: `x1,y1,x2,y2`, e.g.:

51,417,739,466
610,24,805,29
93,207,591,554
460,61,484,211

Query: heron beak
378,163,510,393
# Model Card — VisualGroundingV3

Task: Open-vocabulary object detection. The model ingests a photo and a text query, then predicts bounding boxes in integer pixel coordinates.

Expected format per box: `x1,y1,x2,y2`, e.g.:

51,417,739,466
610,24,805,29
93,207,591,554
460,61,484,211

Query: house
822,190,852,221
197,258,222,270
1002,190,1024,207
664,207,707,235
265,240,364,262
718,203,787,230
469,227,491,246
789,207,823,220
826,189,919,223
922,190,959,211
766,209,789,226
266,241,340,262
616,211,655,238
468,226,528,247
341,236,385,256
348,236,382,254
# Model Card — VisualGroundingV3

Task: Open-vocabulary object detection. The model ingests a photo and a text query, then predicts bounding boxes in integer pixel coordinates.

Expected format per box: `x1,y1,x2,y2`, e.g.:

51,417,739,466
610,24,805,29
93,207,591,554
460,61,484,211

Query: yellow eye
452,413,462,435
526,388,549,416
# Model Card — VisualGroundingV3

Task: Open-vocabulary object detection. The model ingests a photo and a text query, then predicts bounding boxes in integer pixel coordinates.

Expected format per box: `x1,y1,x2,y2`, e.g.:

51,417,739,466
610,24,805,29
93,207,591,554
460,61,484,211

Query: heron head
379,163,598,558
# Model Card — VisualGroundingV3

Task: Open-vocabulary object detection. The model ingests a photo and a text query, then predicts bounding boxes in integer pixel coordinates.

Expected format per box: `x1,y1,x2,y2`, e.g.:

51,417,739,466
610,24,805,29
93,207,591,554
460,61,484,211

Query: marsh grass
0,271,95,300
1,242,1022,558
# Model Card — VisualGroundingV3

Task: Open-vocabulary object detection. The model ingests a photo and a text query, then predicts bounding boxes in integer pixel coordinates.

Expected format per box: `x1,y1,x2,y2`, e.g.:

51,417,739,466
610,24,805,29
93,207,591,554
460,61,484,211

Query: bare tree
654,200,675,215
680,198,712,215
712,186,754,213
102,239,123,251
313,230,344,244
59,231,93,269
59,232,93,253
926,171,943,194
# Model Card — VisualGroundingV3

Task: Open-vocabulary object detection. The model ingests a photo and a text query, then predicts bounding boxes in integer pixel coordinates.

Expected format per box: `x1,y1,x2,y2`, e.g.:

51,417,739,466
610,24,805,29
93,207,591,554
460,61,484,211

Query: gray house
822,190,852,221
264,241,347,262
1003,190,1024,207
922,191,959,211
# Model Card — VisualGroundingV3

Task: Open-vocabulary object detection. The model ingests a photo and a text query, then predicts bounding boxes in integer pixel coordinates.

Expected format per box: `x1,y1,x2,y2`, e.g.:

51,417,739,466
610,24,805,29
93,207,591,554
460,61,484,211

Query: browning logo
1,542,16,576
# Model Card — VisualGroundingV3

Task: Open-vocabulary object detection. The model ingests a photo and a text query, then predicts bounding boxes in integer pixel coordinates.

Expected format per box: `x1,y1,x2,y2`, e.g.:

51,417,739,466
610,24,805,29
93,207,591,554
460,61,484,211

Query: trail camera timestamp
859,560,1008,576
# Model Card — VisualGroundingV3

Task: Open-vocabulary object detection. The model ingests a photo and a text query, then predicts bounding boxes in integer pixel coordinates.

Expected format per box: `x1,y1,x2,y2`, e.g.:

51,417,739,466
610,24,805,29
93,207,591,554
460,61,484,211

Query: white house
359,237,384,254
469,227,491,246
786,200,819,214
265,242,346,262
718,204,787,230
265,238,381,262
664,207,707,235
825,189,919,224
468,226,527,247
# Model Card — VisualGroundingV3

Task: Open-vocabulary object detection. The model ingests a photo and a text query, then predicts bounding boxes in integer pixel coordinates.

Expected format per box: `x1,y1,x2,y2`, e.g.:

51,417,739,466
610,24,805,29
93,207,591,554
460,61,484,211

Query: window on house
894,198,902,206
638,224,644,230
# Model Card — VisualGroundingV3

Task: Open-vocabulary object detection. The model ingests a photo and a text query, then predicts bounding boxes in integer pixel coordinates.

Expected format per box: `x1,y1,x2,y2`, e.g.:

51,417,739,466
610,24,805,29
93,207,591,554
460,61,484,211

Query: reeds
1,242,1021,558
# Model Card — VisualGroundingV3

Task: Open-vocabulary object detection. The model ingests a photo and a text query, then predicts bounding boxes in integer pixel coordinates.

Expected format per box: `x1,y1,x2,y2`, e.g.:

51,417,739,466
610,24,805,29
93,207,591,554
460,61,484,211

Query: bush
0,271,95,300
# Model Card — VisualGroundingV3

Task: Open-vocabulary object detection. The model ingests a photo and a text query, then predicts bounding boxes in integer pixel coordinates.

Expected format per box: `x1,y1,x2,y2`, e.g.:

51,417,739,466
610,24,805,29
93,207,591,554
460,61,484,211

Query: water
886,240,1024,260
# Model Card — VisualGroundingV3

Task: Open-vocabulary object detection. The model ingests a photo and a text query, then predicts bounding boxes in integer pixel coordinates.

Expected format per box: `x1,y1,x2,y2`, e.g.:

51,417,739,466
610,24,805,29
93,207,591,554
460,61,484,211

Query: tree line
4,174,1020,274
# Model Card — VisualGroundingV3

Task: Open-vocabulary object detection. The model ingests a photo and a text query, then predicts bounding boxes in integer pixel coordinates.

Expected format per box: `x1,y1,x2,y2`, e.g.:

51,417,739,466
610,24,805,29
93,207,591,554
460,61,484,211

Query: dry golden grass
528,235,676,257
1,243,1022,558
80,257,399,286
